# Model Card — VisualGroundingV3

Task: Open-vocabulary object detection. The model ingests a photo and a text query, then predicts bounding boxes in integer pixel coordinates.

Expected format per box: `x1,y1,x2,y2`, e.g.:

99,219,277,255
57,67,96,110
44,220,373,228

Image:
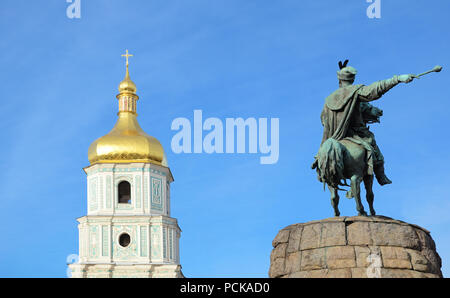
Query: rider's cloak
320,84,363,145
319,84,377,176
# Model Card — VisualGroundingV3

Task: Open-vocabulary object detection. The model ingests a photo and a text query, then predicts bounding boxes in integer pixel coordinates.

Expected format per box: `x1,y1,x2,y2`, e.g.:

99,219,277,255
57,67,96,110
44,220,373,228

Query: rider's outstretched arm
358,74,415,102
357,76,401,102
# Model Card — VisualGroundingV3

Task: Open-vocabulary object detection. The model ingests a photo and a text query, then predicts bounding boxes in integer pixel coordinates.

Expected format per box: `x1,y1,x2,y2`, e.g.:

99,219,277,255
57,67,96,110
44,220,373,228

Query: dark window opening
118,181,131,204
119,233,131,247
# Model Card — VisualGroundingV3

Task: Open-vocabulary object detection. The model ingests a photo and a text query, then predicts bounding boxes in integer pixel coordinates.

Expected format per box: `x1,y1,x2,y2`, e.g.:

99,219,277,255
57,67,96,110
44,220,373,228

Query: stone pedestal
269,216,442,278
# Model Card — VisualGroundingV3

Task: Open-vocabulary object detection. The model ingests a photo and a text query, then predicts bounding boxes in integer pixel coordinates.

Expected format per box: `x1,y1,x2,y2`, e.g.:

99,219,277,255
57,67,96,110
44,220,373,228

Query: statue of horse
317,138,374,216
314,103,383,216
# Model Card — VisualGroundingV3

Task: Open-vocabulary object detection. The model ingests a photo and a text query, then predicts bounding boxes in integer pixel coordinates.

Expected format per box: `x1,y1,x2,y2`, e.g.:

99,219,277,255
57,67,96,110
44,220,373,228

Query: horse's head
361,103,383,124
372,105,383,117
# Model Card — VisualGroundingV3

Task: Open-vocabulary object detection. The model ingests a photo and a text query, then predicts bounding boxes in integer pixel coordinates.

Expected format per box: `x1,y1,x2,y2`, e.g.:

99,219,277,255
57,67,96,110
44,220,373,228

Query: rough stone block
268,258,285,278
272,229,290,247
354,246,370,267
327,268,352,278
301,248,326,271
407,249,430,272
300,222,346,250
380,268,434,278
286,271,308,278
351,267,369,278
320,222,347,247
306,269,328,278
347,222,420,249
299,224,321,250
420,248,442,276
286,227,302,253
415,229,435,250
326,246,356,269
284,251,301,274
270,243,287,262
380,246,412,269
346,222,372,245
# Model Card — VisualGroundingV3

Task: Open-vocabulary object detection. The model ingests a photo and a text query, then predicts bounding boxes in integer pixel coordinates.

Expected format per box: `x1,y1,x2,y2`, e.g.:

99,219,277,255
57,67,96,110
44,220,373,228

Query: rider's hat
337,60,357,81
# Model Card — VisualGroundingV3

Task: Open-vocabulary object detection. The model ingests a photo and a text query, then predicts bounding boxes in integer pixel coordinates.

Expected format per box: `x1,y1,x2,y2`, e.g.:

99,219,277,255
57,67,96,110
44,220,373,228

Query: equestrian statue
312,60,442,216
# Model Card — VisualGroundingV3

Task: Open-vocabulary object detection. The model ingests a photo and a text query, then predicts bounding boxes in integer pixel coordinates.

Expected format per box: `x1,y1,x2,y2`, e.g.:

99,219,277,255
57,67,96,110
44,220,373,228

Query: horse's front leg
327,184,340,217
351,175,367,216
363,175,376,216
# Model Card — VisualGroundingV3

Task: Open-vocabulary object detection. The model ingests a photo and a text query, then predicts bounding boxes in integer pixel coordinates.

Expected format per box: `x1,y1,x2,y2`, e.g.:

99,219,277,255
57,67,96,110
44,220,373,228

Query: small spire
123,64,131,81
118,49,137,94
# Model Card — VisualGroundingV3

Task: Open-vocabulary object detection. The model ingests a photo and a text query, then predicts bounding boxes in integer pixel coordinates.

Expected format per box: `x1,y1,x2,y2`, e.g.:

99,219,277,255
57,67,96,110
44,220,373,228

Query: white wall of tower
70,162,182,277
76,216,181,265
85,163,173,216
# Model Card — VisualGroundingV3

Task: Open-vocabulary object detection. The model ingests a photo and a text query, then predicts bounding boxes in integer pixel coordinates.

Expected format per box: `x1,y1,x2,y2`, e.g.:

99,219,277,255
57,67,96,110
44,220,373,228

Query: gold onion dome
118,65,137,94
88,50,168,167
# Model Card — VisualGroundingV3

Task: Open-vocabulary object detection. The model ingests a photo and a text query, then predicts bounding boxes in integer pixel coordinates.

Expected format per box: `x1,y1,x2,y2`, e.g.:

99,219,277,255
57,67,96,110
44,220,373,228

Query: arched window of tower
118,181,131,204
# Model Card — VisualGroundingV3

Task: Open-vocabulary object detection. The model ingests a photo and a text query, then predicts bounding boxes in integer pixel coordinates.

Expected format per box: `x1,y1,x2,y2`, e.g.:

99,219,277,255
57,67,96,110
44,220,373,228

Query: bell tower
69,50,183,278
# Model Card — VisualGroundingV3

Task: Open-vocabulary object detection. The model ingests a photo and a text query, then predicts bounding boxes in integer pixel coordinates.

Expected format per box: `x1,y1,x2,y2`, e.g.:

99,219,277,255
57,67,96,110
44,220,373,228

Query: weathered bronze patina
312,60,442,216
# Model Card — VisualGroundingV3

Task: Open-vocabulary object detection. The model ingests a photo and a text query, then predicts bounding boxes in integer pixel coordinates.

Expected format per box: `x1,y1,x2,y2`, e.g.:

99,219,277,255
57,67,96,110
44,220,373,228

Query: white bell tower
69,51,183,278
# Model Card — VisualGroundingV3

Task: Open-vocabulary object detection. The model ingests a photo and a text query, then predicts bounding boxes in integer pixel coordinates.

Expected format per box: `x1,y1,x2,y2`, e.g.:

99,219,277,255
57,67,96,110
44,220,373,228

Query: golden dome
88,50,168,167
88,112,168,166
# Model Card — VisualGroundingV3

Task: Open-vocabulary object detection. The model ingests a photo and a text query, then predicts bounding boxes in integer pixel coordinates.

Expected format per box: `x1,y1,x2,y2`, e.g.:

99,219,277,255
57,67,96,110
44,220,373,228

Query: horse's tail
316,138,347,189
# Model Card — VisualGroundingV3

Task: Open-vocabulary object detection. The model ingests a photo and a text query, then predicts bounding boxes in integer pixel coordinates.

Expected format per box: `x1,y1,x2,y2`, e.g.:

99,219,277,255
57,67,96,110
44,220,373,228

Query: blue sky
0,0,449,277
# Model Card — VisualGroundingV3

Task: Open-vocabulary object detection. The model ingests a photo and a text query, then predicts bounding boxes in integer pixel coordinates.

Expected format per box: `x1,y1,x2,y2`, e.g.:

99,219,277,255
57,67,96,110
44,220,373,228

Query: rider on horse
312,60,415,186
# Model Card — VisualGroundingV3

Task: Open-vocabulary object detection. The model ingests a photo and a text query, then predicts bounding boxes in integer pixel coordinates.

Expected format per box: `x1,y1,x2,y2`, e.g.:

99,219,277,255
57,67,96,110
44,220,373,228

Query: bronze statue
312,60,442,216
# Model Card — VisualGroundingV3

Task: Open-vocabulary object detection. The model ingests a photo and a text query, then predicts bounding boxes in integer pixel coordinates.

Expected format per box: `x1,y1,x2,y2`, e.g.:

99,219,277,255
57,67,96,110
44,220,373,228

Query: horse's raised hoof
358,211,368,217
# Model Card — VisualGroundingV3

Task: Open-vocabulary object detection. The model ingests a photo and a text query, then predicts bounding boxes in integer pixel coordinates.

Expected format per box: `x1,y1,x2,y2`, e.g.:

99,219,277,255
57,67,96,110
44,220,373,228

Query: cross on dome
121,49,133,66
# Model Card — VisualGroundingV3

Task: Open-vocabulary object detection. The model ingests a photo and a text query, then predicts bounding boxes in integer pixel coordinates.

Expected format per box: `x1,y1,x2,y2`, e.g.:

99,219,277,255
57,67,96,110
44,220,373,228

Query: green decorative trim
151,176,163,211
90,226,99,258
169,228,173,260
87,167,167,177
166,182,170,214
135,175,141,209
111,218,151,223
82,217,177,225
144,177,149,211
89,177,98,211
140,226,148,257
99,177,104,209
163,227,167,259
106,176,112,209
102,226,108,257
161,218,178,226
151,226,161,259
